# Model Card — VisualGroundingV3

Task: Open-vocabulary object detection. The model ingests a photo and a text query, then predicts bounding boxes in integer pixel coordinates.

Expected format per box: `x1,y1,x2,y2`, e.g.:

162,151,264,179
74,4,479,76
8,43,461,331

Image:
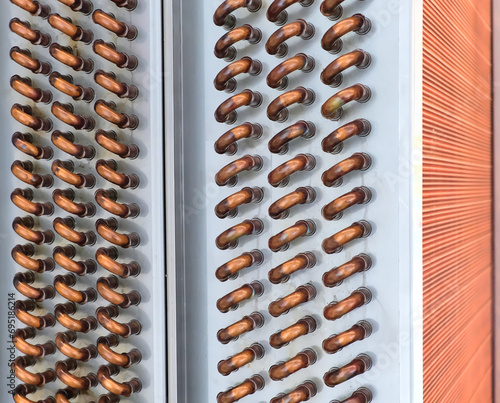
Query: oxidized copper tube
97,276,141,308
109,0,137,10
14,272,54,301
269,186,315,219
49,43,93,72
331,387,373,403
56,359,97,389
12,161,53,188
51,102,95,131
269,316,316,349
54,274,97,304
217,281,263,313
10,0,50,17
95,130,139,159
214,57,262,92
322,186,372,220
95,189,139,218
213,0,261,28
217,312,264,344
93,40,138,70
49,72,95,102
94,100,139,129
323,354,372,387
14,384,55,403
322,14,371,53
217,375,264,403
98,365,142,396
214,25,262,61
321,84,371,120
11,104,52,131
269,252,315,284
14,327,56,358
269,349,316,381
96,247,141,278
217,343,264,376
57,0,93,14
268,53,314,90
53,245,96,276
324,288,371,321
14,216,53,244
94,71,139,100
322,119,371,154
216,218,263,250
51,160,95,188
268,219,315,252
48,14,93,43
215,187,263,218
10,46,51,75
267,0,314,24
53,189,95,217
53,217,96,246
55,302,97,333
323,254,371,287
322,153,371,187
96,306,141,338
216,250,263,281
268,284,316,317
269,120,315,154
321,50,371,87
12,132,52,160
268,154,315,187
96,160,140,189
12,244,54,273
11,188,53,216
10,75,52,103
51,131,95,159
323,321,372,354
55,331,97,361
14,356,55,386
266,19,314,57
268,88,315,123
215,155,263,186
15,300,55,330
9,18,51,46
96,218,140,248
322,220,371,254
93,10,137,40
270,381,317,403
215,90,262,124
97,334,142,368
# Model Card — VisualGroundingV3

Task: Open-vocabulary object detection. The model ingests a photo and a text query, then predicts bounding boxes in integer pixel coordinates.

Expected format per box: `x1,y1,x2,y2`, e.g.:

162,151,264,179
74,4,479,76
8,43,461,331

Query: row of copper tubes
9,0,143,401
212,1,375,403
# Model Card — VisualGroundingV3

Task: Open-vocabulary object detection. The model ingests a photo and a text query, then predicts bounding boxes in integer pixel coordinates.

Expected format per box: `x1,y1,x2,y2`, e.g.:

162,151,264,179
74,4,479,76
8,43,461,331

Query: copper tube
95,189,139,218
94,100,139,129
51,102,95,131
49,43,93,72
11,104,52,131
57,0,93,14
217,343,264,376
321,85,371,121
109,0,137,10
98,364,142,396
269,349,316,381
48,14,93,43
93,10,137,40
53,217,96,246
9,18,51,46
55,359,97,389
93,40,138,70
322,153,371,187
10,75,52,103
15,300,55,330
14,384,55,403
321,50,371,87
269,187,315,219
217,281,263,313
268,219,315,252
55,331,97,362
97,276,141,308
12,244,54,273
214,57,262,92
217,312,264,344
12,132,52,160
323,321,372,354
216,250,263,281
11,188,54,216
322,14,371,53
53,245,96,276
14,272,55,301
96,218,140,248
14,216,53,244
269,252,315,284
97,334,141,368
53,189,95,217
215,123,262,155
14,327,56,358
214,25,262,61
56,388,118,403
215,187,263,218
51,160,95,188
51,131,95,160
322,186,371,220
323,254,371,287
54,274,97,304
215,90,262,124
322,220,371,254
11,161,53,188
268,154,315,187
323,354,372,387
267,87,315,122
217,375,264,403
13,356,55,386
270,381,317,403
268,284,316,317
216,218,263,250
266,19,314,57
269,316,316,349
324,288,371,321
55,302,97,333
330,387,373,403
10,0,50,17
213,0,261,28
96,306,141,338
320,0,348,19
95,130,139,159
322,119,371,154
268,53,314,90
267,0,314,24
10,46,51,75
49,72,95,102
215,155,263,187
94,71,138,100
96,247,141,278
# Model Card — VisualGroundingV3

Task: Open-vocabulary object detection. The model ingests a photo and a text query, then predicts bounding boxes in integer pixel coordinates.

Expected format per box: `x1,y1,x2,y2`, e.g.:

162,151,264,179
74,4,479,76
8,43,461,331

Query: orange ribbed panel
423,0,492,402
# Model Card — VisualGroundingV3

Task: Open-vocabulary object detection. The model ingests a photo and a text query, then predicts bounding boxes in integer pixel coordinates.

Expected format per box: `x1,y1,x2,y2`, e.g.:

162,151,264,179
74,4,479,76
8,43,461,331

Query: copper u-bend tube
51,131,95,160
216,250,263,281
321,50,371,87
324,288,371,321
217,343,264,376
267,87,315,122
268,54,315,91
96,247,141,278
268,283,316,317
53,245,96,276
11,104,52,131
51,160,95,188
11,75,52,103
268,219,316,252
110,0,137,10
14,272,54,301
213,0,262,28
268,252,316,284
268,154,315,187
214,57,262,93
96,218,140,248
216,218,263,250
15,300,55,330
53,189,95,217
93,40,138,70
95,130,139,159
323,354,372,387
217,375,264,403
215,90,262,124
54,273,97,304
267,0,314,25
53,217,96,246
94,100,139,129
214,25,262,61
49,72,95,102
49,43,93,73
12,161,53,188
217,281,263,313
217,312,264,344
269,316,316,349
98,364,142,396
322,119,371,154
11,188,53,216
10,0,50,17
323,254,371,287
12,132,52,160
269,187,315,219
320,0,350,20
97,334,141,368
331,387,373,403
322,186,372,220
269,120,315,154
94,71,139,100
51,102,95,131
57,0,93,14
270,381,317,403
14,216,54,244
269,349,316,381
14,384,55,403
322,152,371,187
266,19,314,57
56,359,97,390
48,14,93,43
93,10,137,40
96,305,141,338
9,18,51,46
322,220,371,254
14,327,56,358
12,244,54,273
14,356,55,387
215,155,263,186
215,187,263,218
322,14,371,54
10,46,52,75
323,321,372,354
97,276,141,308
56,388,120,403
95,189,139,218
321,84,371,120
55,331,97,362
55,302,97,333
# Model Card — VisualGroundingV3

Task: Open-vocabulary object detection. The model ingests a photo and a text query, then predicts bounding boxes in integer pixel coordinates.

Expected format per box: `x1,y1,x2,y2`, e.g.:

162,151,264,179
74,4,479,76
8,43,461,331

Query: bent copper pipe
93,10,137,40
48,14,93,43
268,284,316,317
217,375,264,403
214,123,261,155
12,132,52,160
10,0,50,17
14,272,55,301
49,72,95,102
14,327,56,358
14,356,55,386
13,216,53,244
216,218,263,250
54,274,97,304
51,102,95,131
49,43,93,73
94,100,139,129
322,220,371,254
55,331,97,362
215,187,263,218
96,218,140,248
15,300,55,330
10,46,51,75
51,131,95,160
11,104,52,131
321,50,371,87
213,0,261,28
321,84,371,120
214,57,262,92
52,160,95,189
323,321,372,354
324,288,371,321
57,0,93,14
217,281,263,313
93,40,138,70
98,365,142,396
97,334,141,368
9,18,51,46
53,217,96,246
10,75,52,103
56,359,97,390
322,14,371,53
95,189,139,218
96,247,140,278
269,187,315,219
322,119,371,154
323,254,371,287
215,155,262,187
97,276,141,308
14,384,55,403
216,250,263,281
55,302,97,333
12,244,54,273
268,219,315,252
269,252,315,284
270,381,317,403
322,187,372,221
267,87,315,122
267,0,314,25
95,130,139,159
214,25,262,61
266,19,314,57
53,189,95,217
96,305,141,338
12,188,54,216
323,354,372,387
53,245,96,276
94,71,138,100
215,90,262,124
322,153,371,187
269,316,316,349
217,312,264,344
55,388,116,403
109,0,136,10
12,161,53,188
218,343,264,376
320,0,349,19
331,387,373,403
268,154,315,187
269,349,316,381
267,54,315,90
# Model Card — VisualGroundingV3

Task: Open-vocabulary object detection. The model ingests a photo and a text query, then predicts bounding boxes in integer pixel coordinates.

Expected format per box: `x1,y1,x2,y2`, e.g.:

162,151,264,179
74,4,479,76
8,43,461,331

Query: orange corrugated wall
423,0,493,401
